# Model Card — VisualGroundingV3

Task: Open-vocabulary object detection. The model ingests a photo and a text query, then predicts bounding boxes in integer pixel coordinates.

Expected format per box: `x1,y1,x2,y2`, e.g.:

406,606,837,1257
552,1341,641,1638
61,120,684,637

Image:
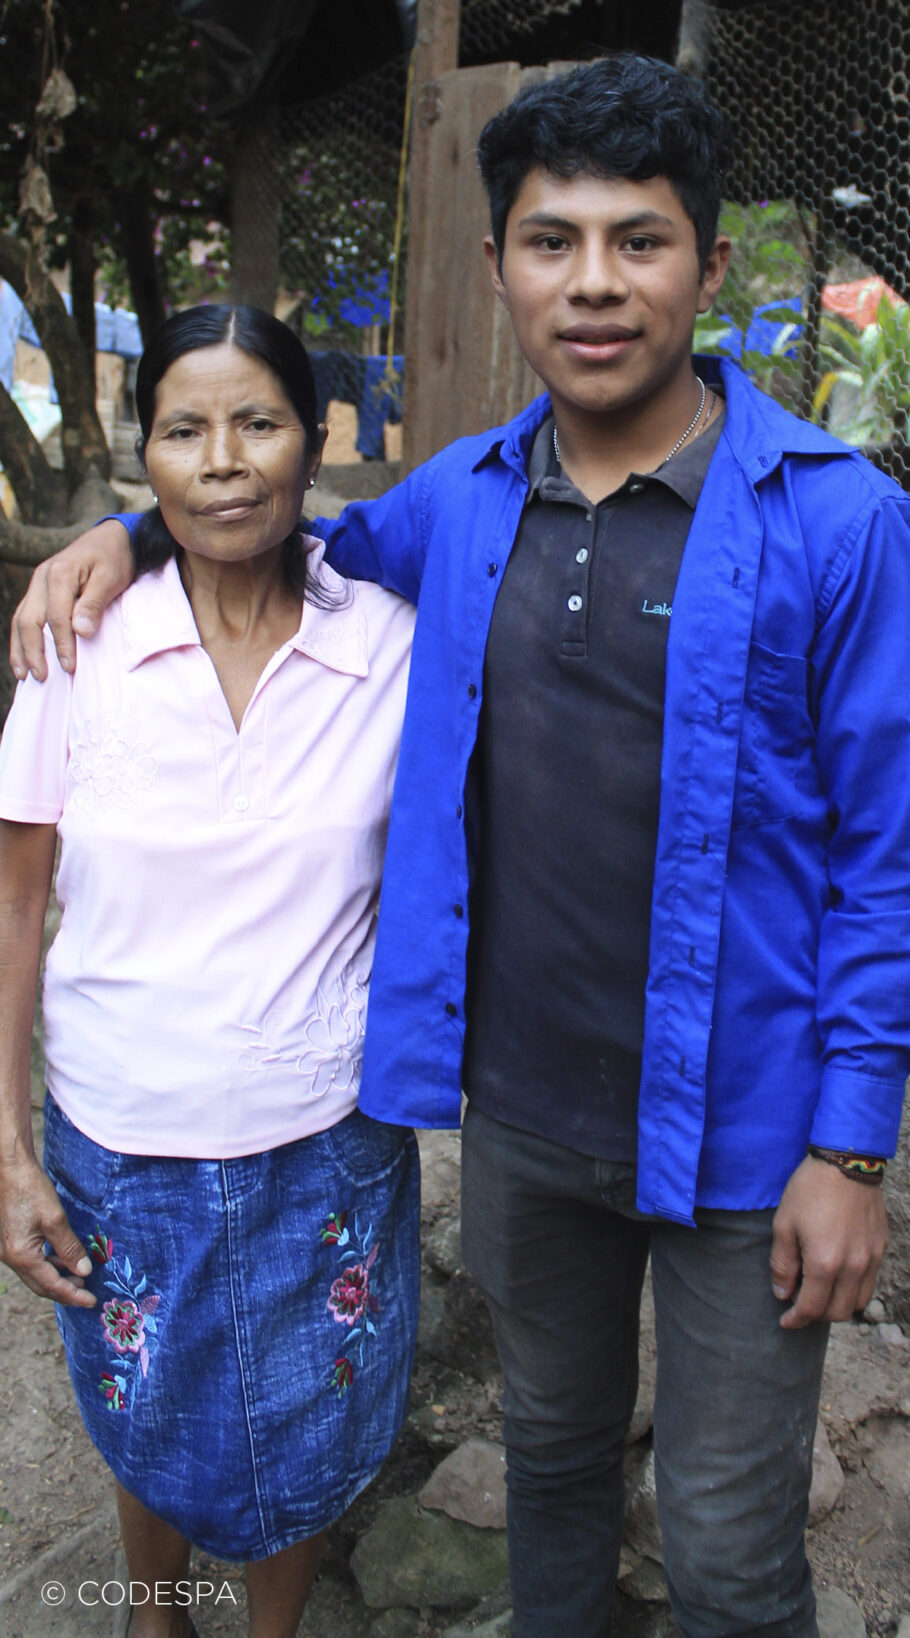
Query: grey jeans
460,1106,829,1638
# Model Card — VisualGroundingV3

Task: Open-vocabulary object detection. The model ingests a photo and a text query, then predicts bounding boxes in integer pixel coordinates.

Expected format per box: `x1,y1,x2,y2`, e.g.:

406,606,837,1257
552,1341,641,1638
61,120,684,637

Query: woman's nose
201,424,246,476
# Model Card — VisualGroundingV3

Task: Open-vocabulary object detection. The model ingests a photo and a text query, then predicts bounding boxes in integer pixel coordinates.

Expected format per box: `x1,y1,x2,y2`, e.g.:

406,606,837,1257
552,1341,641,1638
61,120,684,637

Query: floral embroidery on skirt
88,1227,163,1411
321,1210,381,1396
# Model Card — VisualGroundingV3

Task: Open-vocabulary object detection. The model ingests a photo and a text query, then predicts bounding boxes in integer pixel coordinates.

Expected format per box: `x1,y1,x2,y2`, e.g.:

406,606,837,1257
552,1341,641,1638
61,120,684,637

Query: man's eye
625,236,657,252
535,235,567,251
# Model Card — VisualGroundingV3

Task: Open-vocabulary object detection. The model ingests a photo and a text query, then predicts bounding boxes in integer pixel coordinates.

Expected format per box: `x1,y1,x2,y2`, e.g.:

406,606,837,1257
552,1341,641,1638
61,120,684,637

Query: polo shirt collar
120,541,368,678
524,401,725,512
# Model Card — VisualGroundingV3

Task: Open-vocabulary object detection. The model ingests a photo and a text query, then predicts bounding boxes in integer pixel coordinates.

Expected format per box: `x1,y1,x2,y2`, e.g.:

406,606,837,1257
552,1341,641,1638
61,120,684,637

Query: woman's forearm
0,820,57,1164
0,819,94,1304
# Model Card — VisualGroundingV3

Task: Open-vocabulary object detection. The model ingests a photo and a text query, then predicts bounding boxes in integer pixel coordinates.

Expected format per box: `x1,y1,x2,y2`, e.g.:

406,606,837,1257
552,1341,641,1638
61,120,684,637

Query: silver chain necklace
553,376,707,471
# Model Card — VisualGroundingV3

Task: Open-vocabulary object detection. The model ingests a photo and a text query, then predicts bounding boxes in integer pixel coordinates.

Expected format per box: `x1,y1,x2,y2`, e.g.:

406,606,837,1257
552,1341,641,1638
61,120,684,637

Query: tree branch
0,514,87,567
0,231,111,492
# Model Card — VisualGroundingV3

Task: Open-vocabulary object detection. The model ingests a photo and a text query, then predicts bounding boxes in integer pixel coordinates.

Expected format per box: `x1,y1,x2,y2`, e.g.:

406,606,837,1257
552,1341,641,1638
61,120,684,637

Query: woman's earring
153,494,159,503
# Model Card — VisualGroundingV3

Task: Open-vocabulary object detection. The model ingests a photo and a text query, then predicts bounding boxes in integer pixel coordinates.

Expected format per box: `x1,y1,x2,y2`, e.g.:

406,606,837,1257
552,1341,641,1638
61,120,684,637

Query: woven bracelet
807,1145,886,1186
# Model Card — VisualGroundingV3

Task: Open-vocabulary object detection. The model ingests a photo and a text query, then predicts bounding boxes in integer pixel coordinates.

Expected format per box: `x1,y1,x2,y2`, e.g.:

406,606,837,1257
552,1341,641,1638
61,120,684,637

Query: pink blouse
0,549,414,1158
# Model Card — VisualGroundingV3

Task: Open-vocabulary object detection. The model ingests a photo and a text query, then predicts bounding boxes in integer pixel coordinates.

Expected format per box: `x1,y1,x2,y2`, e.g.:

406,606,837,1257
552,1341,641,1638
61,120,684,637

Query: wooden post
401,0,461,472
231,103,281,313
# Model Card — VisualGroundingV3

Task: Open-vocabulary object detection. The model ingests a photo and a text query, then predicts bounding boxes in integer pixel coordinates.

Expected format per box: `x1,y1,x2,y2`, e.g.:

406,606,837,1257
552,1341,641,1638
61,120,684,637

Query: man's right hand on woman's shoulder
10,518,134,681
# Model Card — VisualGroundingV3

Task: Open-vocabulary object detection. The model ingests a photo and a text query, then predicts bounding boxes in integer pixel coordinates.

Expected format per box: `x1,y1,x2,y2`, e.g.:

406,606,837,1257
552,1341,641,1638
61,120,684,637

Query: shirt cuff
809,1064,907,1157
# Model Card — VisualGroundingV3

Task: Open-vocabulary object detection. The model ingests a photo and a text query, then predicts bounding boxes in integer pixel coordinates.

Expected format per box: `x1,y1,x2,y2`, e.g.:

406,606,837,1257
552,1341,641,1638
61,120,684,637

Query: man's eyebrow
515,209,677,232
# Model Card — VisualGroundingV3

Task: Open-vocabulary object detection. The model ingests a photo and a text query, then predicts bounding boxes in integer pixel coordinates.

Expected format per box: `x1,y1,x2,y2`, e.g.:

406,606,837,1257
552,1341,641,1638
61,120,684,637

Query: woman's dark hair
477,54,729,274
133,304,326,600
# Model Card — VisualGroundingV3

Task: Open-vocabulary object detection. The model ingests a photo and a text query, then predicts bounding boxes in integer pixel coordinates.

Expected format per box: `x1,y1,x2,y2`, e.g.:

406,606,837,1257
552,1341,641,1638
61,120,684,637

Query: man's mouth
558,324,640,344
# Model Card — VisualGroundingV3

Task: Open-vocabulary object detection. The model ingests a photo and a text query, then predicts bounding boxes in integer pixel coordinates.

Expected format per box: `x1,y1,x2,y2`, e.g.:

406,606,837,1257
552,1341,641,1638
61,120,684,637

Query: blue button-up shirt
314,358,910,1222
117,358,910,1223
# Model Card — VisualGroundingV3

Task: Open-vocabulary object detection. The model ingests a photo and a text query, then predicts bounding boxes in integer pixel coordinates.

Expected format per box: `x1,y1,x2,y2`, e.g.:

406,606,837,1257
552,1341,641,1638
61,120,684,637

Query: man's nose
565,243,629,303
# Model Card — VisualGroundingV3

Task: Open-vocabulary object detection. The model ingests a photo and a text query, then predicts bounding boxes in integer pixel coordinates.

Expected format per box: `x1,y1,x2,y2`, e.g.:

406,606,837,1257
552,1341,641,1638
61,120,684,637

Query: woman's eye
166,426,197,440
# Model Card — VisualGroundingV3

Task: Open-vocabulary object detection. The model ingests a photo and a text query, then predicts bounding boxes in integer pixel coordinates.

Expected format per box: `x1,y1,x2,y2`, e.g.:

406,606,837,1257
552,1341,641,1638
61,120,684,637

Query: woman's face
144,342,319,566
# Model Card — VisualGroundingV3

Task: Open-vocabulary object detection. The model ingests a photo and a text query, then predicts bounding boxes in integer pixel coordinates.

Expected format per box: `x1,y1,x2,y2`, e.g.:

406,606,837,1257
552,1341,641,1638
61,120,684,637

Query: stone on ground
418,1438,507,1530
624,1449,662,1561
351,1495,509,1612
816,1586,866,1638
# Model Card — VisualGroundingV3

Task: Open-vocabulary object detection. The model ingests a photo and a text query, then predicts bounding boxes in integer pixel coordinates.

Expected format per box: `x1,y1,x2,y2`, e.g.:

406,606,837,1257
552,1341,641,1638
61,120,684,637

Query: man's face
484,168,730,426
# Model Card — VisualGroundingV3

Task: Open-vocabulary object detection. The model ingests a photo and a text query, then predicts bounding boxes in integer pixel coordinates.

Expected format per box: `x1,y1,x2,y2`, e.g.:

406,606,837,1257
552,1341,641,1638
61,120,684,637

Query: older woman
0,306,418,1638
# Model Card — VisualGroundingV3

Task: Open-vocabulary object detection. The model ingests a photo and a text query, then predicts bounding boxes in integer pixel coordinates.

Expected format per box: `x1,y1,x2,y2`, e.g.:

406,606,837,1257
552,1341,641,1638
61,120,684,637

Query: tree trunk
69,197,97,375
0,381,68,524
0,232,111,493
114,185,167,345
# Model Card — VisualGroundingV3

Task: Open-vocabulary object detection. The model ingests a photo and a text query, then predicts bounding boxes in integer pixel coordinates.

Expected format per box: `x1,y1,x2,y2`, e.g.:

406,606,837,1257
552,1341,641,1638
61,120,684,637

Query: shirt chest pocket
732,642,819,828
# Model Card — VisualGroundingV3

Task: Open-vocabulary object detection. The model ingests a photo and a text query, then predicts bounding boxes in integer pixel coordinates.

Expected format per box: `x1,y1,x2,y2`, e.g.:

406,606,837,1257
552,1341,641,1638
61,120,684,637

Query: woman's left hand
0,1154,96,1306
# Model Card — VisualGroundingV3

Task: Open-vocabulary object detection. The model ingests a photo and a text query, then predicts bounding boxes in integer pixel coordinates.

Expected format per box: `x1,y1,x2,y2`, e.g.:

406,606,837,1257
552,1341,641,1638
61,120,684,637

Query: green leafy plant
812,297,910,448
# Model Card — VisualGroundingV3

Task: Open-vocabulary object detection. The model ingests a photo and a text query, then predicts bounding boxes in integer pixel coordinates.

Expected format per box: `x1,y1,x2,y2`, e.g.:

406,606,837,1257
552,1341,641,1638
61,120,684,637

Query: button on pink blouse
0,549,414,1158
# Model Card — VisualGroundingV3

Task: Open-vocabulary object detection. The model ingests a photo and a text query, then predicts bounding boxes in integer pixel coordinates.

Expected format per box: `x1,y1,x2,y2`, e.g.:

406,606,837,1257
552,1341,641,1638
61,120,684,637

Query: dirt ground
1,1122,908,1638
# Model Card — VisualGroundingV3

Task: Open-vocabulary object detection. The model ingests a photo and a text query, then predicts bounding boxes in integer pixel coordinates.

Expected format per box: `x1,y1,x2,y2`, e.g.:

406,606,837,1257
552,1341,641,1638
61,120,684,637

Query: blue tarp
0,282,143,395
309,349,403,460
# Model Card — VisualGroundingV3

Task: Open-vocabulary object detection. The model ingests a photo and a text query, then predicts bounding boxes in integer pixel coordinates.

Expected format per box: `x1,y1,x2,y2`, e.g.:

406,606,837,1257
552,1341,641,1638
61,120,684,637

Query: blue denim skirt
43,1095,420,1561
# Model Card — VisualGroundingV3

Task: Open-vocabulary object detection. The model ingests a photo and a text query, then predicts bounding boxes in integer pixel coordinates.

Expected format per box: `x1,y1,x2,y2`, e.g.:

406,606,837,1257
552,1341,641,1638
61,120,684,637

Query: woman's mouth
197,498,261,519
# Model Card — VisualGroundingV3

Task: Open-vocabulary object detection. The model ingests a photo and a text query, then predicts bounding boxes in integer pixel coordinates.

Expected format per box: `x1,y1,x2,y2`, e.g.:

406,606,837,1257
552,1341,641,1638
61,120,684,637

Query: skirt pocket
43,1095,121,1213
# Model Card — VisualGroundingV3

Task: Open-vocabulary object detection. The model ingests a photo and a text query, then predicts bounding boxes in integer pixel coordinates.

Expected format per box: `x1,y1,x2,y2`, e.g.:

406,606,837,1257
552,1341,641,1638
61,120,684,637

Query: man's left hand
770,1155,889,1329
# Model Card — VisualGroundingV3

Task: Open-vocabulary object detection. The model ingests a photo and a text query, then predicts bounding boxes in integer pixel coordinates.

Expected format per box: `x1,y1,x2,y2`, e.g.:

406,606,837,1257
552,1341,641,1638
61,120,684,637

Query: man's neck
550,371,709,505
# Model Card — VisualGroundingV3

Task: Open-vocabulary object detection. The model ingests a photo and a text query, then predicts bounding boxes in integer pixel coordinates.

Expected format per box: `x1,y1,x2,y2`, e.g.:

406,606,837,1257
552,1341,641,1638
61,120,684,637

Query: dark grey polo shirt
464,401,725,1161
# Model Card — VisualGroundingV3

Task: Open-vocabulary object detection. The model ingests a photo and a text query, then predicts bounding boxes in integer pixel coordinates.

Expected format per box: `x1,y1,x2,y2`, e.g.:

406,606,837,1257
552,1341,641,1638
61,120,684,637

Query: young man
11,56,910,1638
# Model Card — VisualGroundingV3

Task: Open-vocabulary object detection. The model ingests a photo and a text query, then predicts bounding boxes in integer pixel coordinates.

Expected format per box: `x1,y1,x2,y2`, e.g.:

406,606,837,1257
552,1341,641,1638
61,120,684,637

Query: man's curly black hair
477,54,729,275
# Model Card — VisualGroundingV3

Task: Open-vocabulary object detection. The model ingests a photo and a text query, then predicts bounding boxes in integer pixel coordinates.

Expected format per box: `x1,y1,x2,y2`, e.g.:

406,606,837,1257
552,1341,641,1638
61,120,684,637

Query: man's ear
483,235,507,304
696,234,732,314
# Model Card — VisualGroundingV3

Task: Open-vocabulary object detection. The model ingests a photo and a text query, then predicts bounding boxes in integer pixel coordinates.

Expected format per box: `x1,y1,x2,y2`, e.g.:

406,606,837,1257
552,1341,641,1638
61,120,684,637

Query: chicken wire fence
277,0,588,348
699,0,910,489
276,0,910,488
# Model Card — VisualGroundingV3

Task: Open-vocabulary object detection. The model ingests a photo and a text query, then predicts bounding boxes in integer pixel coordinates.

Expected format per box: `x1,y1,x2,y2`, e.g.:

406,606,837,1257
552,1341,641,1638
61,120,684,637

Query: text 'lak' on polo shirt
464,400,725,1162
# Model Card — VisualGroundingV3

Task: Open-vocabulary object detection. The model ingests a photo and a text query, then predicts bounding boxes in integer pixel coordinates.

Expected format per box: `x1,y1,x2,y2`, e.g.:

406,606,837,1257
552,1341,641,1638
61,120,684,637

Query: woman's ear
307,423,328,488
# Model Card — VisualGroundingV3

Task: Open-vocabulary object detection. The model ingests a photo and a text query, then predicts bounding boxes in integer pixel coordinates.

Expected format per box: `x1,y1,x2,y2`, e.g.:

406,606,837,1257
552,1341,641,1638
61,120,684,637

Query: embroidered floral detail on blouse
298,603,368,671
239,967,369,1100
297,970,369,1098
91,1227,163,1412
69,709,158,816
322,1210,381,1396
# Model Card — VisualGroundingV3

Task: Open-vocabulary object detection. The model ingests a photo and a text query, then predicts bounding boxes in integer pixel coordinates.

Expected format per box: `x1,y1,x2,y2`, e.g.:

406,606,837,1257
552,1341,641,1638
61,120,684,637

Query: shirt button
456,804,463,819
454,903,464,918
233,795,250,813
445,1002,457,1017
567,594,583,612
629,481,644,493
575,547,589,564
487,562,498,577
585,511,592,523
467,683,477,699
